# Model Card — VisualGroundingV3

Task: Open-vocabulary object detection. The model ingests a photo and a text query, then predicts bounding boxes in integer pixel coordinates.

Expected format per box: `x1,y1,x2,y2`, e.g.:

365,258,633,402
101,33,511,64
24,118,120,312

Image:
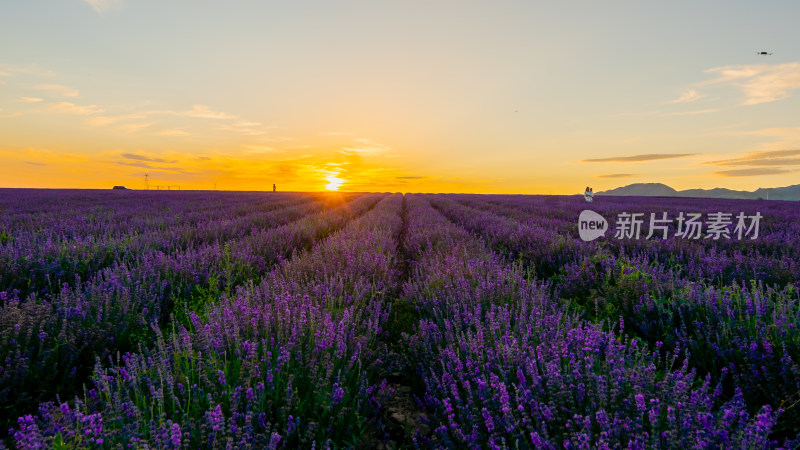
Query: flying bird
756,51,773,55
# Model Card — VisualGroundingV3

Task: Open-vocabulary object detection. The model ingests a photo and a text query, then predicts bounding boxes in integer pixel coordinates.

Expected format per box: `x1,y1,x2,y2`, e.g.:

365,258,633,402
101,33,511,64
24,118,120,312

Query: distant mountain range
596,183,800,201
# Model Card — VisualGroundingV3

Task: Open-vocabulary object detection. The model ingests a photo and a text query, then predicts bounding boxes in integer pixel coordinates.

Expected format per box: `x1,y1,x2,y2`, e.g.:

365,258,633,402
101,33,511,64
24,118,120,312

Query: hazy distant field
2,190,799,448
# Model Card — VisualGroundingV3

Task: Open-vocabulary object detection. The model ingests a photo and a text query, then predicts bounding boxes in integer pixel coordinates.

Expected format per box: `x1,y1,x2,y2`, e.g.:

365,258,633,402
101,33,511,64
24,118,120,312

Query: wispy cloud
122,153,178,164
596,173,639,178
25,161,47,166
340,138,391,155
231,121,261,127
46,102,103,115
661,109,719,116
703,63,800,105
35,84,80,98
715,158,800,166
88,106,239,131
355,138,388,147
86,114,145,127
714,167,794,177
705,145,800,176
612,109,718,118
0,148,86,167
178,104,237,120
0,64,56,77
84,0,119,13
116,122,155,134
20,97,44,103
396,176,427,180
733,126,800,138
340,147,389,154
704,148,800,168
724,126,800,154
118,161,186,173
667,90,705,104
216,120,271,135
581,153,695,163
747,148,800,158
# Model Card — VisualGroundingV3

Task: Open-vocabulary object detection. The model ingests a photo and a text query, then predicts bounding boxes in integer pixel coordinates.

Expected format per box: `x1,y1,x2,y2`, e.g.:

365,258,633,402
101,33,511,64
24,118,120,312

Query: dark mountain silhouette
597,183,678,197
597,183,800,200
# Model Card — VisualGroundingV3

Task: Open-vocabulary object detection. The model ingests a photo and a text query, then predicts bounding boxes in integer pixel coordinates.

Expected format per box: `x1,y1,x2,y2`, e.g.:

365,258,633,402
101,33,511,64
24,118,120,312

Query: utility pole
145,173,149,190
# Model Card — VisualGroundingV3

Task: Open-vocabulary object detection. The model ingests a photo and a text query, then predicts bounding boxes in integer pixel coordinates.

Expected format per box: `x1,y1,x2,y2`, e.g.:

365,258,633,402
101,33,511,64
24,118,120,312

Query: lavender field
2,189,799,448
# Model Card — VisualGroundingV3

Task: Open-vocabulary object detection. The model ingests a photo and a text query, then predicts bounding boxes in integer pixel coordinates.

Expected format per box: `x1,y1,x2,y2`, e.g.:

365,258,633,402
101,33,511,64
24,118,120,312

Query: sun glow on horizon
325,174,344,191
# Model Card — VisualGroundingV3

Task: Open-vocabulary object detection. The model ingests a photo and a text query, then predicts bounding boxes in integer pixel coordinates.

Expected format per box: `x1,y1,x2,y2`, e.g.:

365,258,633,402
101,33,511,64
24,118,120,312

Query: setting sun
325,174,344,191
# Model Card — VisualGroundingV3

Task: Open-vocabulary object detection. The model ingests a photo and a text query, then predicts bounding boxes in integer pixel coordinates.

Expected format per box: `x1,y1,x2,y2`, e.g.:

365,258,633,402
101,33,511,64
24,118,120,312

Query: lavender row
0,190,317,240
1,193,385,437
0,191,315,252
448,194,800,286
400,194,784,448
426,195,581,280
9,194,404,448
0,191,335,300
431,194,800,438
593,273,800,438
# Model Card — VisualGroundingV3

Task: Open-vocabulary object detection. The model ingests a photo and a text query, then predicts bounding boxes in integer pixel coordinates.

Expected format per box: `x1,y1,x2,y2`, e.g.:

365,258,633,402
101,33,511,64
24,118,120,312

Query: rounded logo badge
578,210,607,242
